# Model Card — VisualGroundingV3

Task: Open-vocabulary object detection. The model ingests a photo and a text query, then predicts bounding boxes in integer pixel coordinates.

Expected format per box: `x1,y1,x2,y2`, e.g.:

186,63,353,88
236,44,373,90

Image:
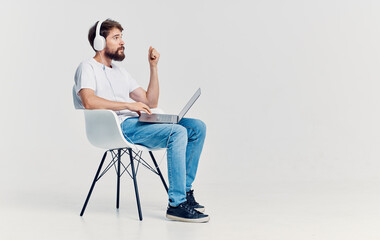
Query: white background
1,0,380,239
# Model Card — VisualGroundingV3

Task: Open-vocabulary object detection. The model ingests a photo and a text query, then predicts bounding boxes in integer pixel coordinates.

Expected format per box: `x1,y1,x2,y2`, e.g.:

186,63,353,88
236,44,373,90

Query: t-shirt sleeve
74,62,96,95
128,74,140,93
120,68,140,93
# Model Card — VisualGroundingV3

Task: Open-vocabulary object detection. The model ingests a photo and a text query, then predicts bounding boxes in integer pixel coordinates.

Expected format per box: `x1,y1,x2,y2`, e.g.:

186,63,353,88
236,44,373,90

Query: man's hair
88,19,124,51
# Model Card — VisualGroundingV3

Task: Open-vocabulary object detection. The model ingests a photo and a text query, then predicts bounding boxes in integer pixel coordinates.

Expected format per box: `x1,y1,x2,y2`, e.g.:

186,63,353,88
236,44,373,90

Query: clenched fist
148,46,160,67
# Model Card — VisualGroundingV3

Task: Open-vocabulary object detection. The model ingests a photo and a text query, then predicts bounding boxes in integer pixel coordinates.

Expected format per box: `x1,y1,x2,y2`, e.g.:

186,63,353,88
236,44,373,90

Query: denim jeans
120,117,206,207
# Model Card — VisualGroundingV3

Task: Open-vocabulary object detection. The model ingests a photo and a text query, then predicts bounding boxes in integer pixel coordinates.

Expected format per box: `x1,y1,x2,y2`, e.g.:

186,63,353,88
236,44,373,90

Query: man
73,19,209,223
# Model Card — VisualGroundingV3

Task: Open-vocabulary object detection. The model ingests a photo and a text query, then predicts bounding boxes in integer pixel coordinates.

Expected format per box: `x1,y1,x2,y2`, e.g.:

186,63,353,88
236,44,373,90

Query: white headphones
94,20,106,51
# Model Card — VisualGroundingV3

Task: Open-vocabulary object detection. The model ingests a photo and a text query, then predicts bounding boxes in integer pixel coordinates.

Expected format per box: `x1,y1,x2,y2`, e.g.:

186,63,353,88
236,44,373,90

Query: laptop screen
178,88,201,121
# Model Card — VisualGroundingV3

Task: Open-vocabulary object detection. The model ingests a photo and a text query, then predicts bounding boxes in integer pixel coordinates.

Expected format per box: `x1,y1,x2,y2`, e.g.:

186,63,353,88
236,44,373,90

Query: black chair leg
116,149,121,209
149,151,169,193
80,151,108,216
129,148,143,221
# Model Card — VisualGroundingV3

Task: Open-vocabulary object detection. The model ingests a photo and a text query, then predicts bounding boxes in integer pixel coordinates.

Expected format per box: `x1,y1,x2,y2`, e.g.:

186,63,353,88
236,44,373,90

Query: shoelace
187,190,199,205
181,202,197,215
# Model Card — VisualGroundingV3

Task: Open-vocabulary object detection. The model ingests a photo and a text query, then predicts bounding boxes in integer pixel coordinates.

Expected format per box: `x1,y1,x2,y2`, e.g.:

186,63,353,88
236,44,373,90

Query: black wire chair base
98,148,160,181
79,148,168,221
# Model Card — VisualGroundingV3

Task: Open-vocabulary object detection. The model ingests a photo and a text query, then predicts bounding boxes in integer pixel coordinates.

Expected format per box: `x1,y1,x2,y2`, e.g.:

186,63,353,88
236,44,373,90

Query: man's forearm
84,94,130,111
146,65,159,108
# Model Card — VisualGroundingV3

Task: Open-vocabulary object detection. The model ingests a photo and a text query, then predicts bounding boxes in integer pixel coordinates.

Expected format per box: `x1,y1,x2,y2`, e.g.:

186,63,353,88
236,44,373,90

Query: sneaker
186,190,205,213
166,201,210,223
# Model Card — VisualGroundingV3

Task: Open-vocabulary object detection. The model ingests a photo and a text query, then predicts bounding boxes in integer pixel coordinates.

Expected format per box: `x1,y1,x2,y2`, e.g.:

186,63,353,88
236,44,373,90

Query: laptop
139,88,201,123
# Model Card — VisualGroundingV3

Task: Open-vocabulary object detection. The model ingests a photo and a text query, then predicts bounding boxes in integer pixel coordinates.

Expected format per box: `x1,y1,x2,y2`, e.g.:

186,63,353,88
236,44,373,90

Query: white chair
75,99,168,221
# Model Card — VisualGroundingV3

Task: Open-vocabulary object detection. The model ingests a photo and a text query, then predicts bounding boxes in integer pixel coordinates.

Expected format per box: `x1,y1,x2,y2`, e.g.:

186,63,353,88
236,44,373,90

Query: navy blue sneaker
186,190,205,213
166,201,210,223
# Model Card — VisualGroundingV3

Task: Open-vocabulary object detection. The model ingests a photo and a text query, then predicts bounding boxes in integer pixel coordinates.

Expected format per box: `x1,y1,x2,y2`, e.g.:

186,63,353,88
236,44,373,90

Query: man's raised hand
148,46,160,66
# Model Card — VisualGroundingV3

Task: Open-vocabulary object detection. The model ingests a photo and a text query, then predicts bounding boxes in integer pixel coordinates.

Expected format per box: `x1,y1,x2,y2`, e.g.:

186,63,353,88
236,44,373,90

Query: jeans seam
183,125,198,177
167,142,174,203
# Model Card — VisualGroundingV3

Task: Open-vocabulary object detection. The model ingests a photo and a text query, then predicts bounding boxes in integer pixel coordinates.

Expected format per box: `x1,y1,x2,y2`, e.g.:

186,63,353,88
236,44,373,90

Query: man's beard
105,47,125,61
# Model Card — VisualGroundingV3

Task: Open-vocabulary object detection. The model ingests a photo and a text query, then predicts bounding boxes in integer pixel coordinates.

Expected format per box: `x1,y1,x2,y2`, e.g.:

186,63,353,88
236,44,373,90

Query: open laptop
139,88,201,123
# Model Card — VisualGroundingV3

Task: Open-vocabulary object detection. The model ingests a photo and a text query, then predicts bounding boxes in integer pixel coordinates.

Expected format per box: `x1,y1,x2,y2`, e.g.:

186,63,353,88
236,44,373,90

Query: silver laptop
139,88,201,123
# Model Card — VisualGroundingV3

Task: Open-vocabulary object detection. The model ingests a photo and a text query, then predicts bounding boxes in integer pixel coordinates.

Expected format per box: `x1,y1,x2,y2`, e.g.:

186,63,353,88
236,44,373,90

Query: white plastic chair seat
83,108,165,151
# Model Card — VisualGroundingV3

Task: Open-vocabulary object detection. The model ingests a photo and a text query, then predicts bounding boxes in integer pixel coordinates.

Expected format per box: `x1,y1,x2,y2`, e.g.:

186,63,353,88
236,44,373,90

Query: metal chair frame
80,148,168,221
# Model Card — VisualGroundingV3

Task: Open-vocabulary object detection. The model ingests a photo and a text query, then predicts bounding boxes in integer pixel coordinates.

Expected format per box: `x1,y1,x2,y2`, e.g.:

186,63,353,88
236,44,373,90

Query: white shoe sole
166,214,210,223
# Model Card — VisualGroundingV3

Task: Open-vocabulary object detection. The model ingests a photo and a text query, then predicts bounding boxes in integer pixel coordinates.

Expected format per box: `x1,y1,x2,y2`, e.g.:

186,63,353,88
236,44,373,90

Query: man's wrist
149,64,158,71
124,102,131,110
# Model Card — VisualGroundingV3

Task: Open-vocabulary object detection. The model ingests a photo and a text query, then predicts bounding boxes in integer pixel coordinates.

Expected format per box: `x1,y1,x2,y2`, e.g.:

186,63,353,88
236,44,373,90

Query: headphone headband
95,20,104,38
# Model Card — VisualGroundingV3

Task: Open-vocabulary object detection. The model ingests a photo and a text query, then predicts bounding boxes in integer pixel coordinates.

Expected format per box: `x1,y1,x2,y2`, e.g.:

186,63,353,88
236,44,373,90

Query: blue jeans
120,117,206,207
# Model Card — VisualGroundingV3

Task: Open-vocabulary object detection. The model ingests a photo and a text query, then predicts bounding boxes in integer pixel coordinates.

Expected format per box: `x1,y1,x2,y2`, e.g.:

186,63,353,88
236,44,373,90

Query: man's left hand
148,46,160,67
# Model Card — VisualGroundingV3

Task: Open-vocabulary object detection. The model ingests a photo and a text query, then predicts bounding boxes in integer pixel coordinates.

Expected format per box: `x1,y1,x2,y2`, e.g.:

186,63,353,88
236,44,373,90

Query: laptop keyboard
158,115,174,122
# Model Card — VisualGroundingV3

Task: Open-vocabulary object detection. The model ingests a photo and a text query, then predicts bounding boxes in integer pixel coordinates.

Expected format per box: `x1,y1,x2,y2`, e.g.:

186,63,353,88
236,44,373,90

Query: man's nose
121,40,125,45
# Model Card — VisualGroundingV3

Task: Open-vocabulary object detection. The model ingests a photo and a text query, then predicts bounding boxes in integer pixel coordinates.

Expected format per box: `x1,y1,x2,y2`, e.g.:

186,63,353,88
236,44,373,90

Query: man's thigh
121,117,178,149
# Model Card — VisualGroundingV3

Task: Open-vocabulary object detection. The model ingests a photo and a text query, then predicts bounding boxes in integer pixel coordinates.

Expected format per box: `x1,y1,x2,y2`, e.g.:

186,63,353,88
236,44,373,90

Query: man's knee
194,119,207,137
171,125,188,143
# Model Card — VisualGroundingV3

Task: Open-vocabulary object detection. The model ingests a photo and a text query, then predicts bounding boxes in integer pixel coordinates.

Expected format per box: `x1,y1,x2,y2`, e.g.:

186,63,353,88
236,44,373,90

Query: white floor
1,174,380,240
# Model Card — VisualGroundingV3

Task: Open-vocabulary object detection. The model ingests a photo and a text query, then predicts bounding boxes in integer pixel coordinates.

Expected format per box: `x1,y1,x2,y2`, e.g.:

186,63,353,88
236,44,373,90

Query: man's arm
130,46,160,108
79,88,151,114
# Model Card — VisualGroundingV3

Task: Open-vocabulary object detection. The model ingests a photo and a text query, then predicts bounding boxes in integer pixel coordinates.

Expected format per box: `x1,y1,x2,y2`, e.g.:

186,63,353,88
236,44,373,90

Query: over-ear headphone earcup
94,35,105,51
94,20,106,51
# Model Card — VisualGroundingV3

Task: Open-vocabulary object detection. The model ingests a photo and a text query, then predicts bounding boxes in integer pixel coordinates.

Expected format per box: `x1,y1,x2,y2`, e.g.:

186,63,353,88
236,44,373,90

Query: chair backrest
72,85,163,151
73,85,135,150
83,109,133,150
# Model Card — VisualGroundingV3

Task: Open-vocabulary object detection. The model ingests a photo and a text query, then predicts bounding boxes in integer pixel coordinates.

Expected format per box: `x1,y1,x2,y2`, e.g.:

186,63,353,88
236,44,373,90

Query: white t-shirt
74,58,140,123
